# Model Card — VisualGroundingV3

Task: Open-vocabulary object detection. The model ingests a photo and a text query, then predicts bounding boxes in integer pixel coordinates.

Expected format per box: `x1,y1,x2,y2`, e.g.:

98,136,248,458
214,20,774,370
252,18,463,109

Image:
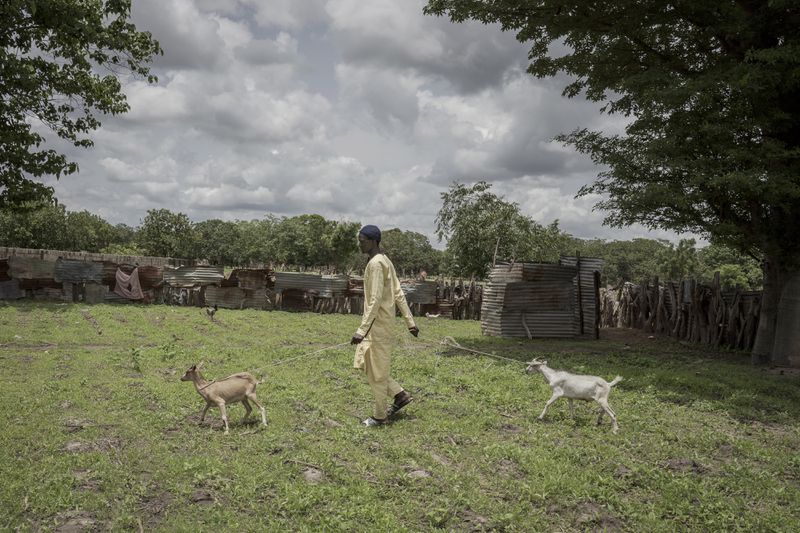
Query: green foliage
0,0,161,209
193,219,241,266
137,209,196,258
576,238,669,285
0,204,122,252
425,0,800,269
380,228,443,277
270,215,361,271
698,243,762,290
657,239,701,281
436,181,571,278
235,216,279,266
1,303,799,531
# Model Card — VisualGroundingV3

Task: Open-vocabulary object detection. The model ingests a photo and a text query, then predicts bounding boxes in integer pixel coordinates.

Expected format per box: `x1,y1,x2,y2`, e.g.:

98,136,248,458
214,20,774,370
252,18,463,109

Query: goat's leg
200,402,211,423
246,392,267,426
568,398,575,418
538,390,562,420
241,398,253,420
217,401,229,434
597,398,618,433
595,403,605,425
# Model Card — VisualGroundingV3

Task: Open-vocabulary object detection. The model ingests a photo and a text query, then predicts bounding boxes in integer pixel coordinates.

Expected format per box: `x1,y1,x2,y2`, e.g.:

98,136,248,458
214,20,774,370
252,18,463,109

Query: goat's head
525,358,547,374
180,362,203,381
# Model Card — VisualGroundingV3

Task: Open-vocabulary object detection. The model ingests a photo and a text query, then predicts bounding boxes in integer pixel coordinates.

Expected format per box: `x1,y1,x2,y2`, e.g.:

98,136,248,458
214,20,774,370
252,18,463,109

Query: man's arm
355,260,385,337
391,265,418,336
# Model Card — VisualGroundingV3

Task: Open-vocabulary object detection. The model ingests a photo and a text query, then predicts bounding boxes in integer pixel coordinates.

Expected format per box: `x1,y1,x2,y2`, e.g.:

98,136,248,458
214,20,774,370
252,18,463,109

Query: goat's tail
608,376,623,387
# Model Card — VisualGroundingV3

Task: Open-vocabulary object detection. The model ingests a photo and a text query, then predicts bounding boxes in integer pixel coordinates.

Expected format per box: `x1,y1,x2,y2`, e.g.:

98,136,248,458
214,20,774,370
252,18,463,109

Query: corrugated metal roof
401,280,438,304
163,265,224,287
0,280,24,299
227,269,272,290
274,272,348,298
205,285,273,310
54,259,104,283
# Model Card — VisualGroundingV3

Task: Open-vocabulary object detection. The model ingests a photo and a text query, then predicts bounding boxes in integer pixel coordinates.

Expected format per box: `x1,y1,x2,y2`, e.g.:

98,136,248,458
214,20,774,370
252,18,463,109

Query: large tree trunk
771,270,800,367
752,256,781,364
752,255,800,366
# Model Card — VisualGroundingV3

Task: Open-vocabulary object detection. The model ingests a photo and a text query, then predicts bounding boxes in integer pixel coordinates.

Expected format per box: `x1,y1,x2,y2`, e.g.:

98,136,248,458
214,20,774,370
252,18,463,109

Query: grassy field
1,301,798,532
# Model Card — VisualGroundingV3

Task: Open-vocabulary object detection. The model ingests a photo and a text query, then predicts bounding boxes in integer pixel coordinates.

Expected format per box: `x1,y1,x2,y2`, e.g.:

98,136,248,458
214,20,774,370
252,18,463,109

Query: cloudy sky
44,0,688,246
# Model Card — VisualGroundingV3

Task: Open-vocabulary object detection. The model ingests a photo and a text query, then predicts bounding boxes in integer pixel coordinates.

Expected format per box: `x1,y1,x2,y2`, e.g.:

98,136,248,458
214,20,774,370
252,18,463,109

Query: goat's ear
189,364,196,370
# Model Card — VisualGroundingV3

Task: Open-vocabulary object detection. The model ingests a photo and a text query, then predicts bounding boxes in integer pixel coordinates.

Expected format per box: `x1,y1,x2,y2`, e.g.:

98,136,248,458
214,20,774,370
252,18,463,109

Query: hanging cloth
114,267,144,300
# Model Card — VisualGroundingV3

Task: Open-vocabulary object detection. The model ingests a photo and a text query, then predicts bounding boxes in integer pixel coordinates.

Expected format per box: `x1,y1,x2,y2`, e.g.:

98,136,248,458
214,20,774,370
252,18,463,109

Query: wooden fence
599,273,761,351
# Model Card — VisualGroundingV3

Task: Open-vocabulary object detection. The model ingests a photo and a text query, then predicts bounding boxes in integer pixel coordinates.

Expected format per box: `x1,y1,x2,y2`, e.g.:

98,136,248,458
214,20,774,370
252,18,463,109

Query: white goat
525,358,622,433
180,363,266,434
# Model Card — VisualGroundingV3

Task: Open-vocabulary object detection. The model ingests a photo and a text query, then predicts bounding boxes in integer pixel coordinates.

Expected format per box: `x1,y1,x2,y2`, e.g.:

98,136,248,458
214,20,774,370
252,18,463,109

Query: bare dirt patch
72,469,101,492
139,491,174,529
460,509,491,531
64,419,94,433
663,458,706,474
302,467,326,484
190,489,215,506
64,437,122,454
53,510,98,532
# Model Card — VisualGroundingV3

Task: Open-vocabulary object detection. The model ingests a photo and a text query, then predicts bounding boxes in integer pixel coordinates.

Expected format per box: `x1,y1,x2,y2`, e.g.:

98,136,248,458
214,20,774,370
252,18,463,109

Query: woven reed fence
599,273,761,351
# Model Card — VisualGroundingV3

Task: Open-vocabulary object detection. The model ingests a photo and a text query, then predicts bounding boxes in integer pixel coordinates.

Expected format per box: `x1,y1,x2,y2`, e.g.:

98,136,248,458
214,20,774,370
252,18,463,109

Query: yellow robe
354,253,416,419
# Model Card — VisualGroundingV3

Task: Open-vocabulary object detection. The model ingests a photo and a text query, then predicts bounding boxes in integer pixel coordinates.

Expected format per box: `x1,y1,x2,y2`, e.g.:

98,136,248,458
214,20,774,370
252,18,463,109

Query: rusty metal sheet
0,280,24,299
19,278,61,290
481,259,601,338
205,285,273,310
54,259,104,283
274,272,348,298
84,283,108,304
400,280,438,304
9,256,57,279
163,265,224,287
0,259,10,281
227,269,272,290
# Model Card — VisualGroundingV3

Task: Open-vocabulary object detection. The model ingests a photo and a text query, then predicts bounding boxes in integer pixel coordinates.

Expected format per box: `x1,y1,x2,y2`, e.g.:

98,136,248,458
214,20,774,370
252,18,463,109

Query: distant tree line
0,194,761,289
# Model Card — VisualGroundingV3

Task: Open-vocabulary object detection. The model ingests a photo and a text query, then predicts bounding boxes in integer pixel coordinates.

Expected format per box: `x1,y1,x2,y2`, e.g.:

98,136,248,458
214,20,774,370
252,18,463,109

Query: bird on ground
205,304,218,320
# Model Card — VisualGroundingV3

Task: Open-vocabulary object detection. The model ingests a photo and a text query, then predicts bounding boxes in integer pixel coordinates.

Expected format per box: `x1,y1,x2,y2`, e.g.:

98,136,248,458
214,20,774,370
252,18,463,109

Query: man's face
358,233,374,253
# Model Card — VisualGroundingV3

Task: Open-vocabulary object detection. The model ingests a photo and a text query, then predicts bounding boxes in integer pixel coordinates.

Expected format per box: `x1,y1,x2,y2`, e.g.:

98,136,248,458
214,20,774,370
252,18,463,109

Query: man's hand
351,333,364,345
408,326,419,337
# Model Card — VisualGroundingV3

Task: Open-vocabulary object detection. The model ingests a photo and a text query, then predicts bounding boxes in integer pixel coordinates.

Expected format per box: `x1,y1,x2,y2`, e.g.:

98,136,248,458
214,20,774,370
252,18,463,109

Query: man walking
351,225,419,426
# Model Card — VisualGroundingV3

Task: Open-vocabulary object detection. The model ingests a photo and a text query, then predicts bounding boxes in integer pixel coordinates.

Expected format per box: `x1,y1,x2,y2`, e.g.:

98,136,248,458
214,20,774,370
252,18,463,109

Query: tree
380,228,442,277
235,216,278,267
0,204,70,249
137,209,195,258
698,242,762,291
1,0,161,209
64,210,118,252
425,0,800,365
575,237,671,286
436,181,569,278
193,219,241,266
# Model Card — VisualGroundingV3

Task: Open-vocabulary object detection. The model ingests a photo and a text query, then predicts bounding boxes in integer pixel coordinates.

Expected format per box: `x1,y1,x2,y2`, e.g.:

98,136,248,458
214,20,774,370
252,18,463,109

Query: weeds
0,302,798,532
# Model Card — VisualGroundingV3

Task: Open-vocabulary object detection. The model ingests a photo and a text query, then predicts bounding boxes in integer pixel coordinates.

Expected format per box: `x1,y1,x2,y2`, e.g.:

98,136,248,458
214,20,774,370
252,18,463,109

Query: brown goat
180,363,266,434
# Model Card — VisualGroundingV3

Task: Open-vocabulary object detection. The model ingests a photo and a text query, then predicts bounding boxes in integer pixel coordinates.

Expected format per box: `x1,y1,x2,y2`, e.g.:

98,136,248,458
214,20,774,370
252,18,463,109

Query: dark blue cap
359,225,381,243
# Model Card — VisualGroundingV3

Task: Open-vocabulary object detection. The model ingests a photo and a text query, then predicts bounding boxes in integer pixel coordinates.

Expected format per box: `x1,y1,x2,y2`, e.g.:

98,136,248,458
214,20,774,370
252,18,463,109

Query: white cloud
43,0,689,249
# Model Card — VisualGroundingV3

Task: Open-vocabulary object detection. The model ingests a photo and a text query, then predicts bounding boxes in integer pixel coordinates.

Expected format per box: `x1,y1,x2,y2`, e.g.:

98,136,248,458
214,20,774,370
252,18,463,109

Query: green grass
1,301,798,532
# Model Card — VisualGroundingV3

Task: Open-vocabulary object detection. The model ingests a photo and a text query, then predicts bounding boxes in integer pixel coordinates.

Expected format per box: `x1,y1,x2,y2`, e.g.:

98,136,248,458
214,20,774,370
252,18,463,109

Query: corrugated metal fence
481,257,604,339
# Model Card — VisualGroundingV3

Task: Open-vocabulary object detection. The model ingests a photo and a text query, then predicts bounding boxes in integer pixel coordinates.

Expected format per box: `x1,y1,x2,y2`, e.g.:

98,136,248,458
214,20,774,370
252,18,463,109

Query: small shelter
481,256,604,339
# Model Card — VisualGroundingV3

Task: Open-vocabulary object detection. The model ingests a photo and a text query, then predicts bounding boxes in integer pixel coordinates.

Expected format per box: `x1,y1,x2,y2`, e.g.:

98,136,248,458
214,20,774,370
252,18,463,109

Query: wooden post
576,252,584,335
593,270,601,339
